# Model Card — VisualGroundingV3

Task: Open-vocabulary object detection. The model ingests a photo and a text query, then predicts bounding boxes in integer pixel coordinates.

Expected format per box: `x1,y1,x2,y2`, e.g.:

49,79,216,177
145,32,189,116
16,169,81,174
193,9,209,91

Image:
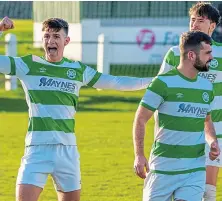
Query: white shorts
143,171,205,201
205,140,222,167
16,144,81,192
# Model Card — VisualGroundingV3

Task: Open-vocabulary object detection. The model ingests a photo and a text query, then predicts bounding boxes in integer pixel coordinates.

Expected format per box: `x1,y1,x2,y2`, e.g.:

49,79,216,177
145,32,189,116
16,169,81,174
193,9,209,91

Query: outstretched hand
0,16,14,31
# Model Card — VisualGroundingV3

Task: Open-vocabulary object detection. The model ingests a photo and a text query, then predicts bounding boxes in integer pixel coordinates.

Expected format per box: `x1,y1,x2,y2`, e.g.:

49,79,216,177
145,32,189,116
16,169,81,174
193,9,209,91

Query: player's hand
209,140,220,161
134,155,149,179
0,17,14,31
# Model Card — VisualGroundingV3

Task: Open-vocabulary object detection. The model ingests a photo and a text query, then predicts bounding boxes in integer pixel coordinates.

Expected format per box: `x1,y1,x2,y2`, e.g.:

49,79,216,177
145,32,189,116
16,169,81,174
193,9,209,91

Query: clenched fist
0,16,14,31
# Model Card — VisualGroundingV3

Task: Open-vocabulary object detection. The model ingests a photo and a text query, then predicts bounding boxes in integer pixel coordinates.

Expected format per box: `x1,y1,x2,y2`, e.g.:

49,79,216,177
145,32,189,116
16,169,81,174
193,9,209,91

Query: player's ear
41,32,44,41
187,51,196,61
209,22,216,33
64,36,70,46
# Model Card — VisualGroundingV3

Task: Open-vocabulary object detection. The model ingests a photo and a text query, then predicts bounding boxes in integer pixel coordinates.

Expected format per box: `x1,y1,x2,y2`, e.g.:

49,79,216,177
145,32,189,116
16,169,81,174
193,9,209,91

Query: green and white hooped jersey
9,55,102,146
159,41,222,140
141,68,214,175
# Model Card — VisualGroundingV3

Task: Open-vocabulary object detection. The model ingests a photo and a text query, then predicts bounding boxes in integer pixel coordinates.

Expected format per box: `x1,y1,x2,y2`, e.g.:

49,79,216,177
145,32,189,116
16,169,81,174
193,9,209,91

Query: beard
194,56,211,72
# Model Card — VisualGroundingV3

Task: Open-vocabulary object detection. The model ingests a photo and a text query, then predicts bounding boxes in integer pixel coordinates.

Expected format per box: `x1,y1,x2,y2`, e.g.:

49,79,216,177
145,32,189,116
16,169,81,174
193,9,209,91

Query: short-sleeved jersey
159,41,222,140
10,55,102,146
141,68,214,175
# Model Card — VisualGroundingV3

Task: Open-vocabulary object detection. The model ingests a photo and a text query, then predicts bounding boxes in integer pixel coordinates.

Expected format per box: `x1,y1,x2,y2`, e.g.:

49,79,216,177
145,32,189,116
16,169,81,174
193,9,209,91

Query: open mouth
47,47,57,54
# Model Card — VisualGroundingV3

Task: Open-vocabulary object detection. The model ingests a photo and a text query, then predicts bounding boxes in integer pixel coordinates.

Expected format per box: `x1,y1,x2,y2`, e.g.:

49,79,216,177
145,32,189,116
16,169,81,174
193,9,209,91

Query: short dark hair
180,31,212,59
42,18,69,35
189,2,221,25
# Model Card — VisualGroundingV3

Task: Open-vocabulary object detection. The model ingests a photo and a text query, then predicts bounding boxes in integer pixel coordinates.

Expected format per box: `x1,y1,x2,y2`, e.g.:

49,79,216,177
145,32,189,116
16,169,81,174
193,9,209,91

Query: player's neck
177,62,198,80
44,55,64,63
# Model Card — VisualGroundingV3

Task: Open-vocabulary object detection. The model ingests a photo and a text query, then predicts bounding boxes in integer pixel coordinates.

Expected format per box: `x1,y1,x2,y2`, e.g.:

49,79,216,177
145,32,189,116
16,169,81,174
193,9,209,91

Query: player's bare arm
0,17,16,75
205,114,220,160
133,105,153,179
0,16,14,31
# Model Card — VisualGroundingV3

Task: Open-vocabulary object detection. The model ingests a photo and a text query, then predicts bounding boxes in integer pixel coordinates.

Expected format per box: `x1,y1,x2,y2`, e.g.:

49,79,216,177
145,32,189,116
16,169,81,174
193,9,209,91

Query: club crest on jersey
67,69,76,79
209,59,218,69
202,92,209,103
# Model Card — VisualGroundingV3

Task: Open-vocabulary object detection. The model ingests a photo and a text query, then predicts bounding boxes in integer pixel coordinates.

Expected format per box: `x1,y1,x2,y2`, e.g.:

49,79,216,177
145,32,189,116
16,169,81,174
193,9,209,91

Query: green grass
0,87,151,201
0,87,222,201
0,19,222,201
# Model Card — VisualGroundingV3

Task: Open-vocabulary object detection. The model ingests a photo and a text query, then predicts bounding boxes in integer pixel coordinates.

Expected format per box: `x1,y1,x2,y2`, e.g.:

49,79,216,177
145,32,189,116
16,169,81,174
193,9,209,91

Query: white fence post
97,34,110,75
5,33,17,91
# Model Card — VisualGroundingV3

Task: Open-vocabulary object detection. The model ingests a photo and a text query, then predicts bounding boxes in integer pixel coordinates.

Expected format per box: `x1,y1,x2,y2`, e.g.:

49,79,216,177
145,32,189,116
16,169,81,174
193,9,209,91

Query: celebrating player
0,16,151,201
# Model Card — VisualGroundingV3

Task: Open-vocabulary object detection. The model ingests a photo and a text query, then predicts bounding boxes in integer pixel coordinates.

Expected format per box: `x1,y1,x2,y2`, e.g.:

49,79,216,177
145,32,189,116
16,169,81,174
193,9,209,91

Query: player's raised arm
0,16,14,31
0,17,15,75
81,63,153,91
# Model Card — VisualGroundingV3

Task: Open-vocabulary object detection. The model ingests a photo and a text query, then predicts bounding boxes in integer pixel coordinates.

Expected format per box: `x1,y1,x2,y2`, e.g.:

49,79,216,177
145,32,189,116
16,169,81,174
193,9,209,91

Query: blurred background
0,2,222,201
0,1,221,79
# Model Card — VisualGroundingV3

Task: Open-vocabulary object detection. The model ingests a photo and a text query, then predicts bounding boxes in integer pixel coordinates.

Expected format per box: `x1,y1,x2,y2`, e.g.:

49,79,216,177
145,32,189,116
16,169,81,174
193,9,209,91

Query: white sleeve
0,55,29,77
82,65,101,86
13,57,30,78
82,64,153,90
158,47,176,75
158,60,174,75
92,74,153,91
0,55,11,74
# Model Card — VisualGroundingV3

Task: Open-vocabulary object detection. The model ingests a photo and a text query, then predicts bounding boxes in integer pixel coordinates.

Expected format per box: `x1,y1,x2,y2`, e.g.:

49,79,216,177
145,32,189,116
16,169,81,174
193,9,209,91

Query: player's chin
205,64,210,71
191,28,200,32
